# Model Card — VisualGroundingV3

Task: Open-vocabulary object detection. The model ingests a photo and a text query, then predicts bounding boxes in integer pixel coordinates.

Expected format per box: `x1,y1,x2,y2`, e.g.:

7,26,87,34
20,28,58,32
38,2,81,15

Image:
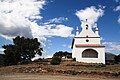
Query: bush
50,57,61,65
18,60,31,65
73,58,76,61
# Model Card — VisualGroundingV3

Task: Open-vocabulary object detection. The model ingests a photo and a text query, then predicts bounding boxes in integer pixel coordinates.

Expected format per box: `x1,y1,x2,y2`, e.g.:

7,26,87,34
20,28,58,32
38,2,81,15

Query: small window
86,24,88,27
86,24,88,30
86,27,88,30
86,39,89,42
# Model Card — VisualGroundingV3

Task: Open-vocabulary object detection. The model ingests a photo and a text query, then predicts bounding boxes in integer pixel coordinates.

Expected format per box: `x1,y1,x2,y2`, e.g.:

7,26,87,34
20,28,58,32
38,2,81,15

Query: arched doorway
82,49,98,58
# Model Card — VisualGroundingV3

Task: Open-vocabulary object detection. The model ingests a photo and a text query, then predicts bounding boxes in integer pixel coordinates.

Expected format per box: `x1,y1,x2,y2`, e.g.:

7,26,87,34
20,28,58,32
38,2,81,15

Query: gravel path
0,74,119,80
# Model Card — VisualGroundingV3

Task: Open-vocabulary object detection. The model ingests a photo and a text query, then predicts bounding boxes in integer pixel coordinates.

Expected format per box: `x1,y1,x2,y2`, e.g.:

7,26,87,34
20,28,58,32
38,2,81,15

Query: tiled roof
75,44,105,47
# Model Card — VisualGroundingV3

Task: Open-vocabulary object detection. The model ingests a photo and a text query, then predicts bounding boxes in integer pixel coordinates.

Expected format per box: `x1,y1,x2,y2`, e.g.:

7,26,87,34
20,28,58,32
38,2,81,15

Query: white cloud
49,17,68,23
45,54,53,58
43,17,68,25
103,42,113,45
98,5,106,9
75,6,104,28
0,48,4,54
51,24,74,37
103,42,120,54
31,54,42,61
118,16,120,23
114,5,120,11
114,0,120,3
100,37,105,41
0,0,74,45
114,5,120,24
0,0,45,40
30,22,74,38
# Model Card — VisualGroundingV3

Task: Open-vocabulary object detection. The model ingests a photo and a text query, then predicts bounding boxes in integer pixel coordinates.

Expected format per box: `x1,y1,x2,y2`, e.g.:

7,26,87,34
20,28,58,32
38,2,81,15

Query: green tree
53,51,72,58
2,44,21,65
2,36,43,66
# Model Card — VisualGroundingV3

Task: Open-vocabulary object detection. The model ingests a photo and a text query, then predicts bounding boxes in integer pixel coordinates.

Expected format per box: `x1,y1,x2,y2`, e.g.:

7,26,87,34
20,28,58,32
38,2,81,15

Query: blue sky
0,0,120,57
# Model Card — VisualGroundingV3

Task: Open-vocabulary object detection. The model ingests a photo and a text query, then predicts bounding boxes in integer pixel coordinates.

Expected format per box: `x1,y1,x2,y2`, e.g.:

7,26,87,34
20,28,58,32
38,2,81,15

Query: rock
41,70,48,73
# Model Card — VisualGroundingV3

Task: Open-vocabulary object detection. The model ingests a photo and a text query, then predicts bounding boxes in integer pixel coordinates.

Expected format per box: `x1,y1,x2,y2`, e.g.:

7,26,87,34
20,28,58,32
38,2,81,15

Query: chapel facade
71,20,105,64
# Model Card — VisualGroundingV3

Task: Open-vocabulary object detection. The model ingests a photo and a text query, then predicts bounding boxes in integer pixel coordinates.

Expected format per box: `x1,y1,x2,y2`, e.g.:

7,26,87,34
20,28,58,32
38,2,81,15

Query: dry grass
0,61,120,79
46,62,120,72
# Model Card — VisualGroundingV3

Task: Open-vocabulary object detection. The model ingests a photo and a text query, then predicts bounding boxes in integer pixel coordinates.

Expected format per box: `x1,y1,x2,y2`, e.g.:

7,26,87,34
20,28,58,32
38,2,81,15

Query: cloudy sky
0,0,120,57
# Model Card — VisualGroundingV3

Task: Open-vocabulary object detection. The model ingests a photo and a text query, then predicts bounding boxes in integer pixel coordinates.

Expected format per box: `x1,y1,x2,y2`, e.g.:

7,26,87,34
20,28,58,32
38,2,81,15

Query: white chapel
71,20,105,64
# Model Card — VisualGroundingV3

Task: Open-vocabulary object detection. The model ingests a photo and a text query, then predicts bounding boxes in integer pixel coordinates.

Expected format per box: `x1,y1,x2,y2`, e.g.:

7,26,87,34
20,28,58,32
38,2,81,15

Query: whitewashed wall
74,37,101,44
72,21,105,64
72,46,105,64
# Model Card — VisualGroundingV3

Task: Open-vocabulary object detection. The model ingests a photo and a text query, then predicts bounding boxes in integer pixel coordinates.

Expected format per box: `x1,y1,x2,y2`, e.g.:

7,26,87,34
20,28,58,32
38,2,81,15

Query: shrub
50,57,61,65
73,58,76,61
18,60,30,65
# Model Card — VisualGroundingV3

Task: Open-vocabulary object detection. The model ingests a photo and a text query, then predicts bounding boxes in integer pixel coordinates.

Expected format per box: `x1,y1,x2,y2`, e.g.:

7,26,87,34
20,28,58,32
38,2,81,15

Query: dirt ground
0,63,120,80
0,73,119,80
